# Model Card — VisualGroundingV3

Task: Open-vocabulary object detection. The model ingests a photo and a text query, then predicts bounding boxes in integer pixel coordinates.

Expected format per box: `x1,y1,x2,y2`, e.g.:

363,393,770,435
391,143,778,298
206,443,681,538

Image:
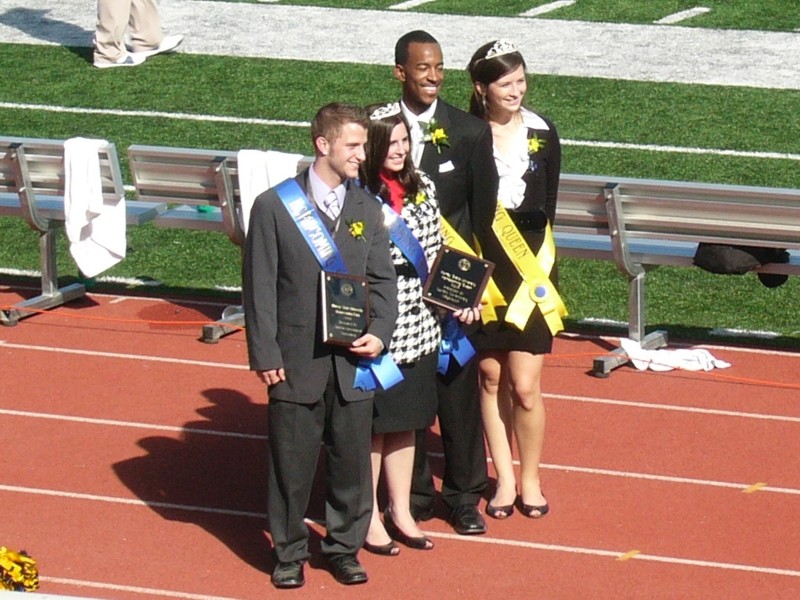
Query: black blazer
418,99,499,252
242,169,398,404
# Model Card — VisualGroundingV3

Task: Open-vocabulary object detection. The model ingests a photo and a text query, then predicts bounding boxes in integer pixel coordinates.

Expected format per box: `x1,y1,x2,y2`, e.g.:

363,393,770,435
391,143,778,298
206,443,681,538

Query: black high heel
384,507,434,550
519,496,549,519
486,500,515,519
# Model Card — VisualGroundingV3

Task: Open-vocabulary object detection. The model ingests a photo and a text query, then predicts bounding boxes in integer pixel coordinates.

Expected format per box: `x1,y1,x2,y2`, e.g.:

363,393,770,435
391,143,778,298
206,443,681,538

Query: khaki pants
94,0,164,64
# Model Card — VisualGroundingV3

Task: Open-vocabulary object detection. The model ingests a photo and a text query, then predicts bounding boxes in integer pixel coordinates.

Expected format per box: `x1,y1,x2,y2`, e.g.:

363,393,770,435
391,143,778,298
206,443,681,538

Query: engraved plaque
320,271,370,346
422,246,494,311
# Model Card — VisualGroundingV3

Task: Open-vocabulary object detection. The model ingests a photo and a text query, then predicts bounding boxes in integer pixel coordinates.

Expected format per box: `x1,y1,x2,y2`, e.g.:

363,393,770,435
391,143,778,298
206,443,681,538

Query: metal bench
0,136,164,326
553,174,800,376
127,144,310,343
127,143,800,374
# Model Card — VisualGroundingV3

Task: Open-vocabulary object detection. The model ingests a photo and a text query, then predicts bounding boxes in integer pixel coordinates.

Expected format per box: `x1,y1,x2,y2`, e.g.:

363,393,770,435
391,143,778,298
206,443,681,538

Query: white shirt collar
308,164,345,213
400,99,438,127
521,107,549,131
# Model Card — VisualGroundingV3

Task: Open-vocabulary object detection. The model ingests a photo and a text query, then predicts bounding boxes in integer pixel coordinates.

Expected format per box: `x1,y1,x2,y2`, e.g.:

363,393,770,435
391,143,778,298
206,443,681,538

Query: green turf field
215,0,800,31
1,1,799,343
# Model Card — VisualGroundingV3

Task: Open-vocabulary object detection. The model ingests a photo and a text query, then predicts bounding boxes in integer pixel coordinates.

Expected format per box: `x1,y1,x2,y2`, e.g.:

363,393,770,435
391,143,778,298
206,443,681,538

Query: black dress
472,109,562,355
372,173,441,434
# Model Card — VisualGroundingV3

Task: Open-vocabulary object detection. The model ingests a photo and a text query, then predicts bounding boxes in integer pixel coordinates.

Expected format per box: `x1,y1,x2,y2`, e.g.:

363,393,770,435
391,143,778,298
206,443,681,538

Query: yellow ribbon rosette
491,203,567,335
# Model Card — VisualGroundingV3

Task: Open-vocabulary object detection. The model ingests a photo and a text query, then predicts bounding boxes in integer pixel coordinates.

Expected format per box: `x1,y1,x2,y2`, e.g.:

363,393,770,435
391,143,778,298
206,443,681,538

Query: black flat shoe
271,560,305,589
329,554,368,585
448,504,487,535
519,497,550,519
363,539,400,556
384,508,434,550
486,501,515,519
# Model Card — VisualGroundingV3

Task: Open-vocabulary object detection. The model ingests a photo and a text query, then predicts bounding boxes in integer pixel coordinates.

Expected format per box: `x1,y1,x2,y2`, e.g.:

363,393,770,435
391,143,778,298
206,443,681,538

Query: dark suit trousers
411,357,487,511
267,365,374,562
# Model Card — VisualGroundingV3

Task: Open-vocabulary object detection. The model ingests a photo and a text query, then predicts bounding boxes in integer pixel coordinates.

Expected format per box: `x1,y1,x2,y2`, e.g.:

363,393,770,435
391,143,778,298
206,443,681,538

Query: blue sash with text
276,178,402,391
379,203,429,283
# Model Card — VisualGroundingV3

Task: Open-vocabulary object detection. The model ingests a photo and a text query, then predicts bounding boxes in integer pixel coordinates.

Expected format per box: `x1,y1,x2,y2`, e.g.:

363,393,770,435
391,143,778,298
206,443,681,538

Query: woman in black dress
359,102,442,554
467,40,566,519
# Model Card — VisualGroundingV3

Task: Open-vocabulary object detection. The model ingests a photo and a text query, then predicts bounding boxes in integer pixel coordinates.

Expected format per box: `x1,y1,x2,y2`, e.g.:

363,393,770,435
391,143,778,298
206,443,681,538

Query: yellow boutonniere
348,220,366,242
423,119,450,154
0,547,39,592
413,190,427,205
528,133,546,154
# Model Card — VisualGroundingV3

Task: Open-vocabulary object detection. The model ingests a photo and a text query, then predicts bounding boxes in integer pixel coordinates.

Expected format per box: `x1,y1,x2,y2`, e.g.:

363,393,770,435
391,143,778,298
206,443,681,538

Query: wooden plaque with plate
422,246,495,311
320,271,370,346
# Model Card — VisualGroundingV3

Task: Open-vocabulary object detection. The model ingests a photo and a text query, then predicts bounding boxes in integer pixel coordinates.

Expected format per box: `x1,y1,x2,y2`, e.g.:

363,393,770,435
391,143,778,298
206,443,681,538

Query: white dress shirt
401,99,438,168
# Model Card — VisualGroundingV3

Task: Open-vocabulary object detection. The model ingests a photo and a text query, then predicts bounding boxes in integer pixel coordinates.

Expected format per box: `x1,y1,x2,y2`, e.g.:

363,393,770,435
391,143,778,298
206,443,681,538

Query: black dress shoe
449,504,487,535
329,554,368,585
410,503,435,522
271,561,305,589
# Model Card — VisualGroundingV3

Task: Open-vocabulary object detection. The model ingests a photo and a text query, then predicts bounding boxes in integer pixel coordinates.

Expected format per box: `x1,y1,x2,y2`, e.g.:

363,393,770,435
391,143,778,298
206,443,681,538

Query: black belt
508,209,548,232
395,263,420,278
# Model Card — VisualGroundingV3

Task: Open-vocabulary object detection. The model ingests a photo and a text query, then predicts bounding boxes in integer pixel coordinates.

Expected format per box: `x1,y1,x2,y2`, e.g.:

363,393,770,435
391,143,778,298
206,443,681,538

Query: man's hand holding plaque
422,246,495,311
320,271,371,346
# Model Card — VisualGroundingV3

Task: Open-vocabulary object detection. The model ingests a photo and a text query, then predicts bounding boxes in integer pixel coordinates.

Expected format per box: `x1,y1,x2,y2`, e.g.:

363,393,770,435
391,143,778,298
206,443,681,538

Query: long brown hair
360,104,422,202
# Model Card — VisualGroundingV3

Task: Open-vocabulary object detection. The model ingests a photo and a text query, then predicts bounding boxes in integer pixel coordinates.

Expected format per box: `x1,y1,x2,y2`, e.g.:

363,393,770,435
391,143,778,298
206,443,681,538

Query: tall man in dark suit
394,30,499,535
243,103,397,589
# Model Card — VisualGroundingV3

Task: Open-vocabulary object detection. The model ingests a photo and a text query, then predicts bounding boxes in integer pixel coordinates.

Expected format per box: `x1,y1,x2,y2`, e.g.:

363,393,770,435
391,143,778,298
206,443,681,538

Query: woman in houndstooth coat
359,102,479,554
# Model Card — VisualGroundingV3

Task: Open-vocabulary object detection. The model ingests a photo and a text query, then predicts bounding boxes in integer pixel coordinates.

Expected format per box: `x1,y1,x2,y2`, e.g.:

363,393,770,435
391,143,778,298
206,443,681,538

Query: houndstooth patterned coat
386,172,442,364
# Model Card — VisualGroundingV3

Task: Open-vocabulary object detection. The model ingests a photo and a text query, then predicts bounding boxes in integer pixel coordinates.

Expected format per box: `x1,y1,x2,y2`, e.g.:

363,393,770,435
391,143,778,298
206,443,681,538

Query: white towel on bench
64,137,126,278
620,338,731,372
237,149,303,236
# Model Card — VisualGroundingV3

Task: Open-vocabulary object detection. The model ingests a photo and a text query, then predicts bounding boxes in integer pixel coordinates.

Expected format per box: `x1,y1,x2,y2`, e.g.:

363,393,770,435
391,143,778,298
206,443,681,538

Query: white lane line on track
0,340,248,370
539,462,800,496
40,576,241,600
429,532,800,578
0,407,264,439
4,406,798,496
546,393,800,424
0,483,266,519
3,338,797,421
2,102,799,162
1,484,796,583
561,332,800,358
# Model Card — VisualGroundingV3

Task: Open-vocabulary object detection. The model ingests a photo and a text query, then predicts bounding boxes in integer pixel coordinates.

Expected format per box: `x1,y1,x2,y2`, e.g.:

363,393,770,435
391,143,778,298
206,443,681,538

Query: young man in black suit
394,30,499,535
243,103,397,588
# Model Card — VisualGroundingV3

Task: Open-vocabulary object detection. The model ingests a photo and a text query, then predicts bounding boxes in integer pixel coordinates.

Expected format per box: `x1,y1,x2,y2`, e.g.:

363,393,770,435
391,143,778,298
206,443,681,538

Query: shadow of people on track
0,8,92,59
113,387,278,573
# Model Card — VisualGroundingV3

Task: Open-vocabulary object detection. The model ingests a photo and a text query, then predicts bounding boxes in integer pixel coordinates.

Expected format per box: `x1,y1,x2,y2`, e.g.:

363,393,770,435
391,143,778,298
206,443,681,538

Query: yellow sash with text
491,204,567,335
440,218,506,323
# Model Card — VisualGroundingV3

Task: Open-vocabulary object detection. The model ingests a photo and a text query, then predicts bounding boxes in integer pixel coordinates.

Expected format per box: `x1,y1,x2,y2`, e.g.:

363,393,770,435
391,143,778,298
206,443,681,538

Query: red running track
1,285,798,599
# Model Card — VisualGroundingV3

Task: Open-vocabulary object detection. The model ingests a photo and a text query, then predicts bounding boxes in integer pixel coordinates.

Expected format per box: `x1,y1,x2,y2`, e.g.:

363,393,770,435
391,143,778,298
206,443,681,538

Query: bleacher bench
127,144,309,343
128,143,800,375
0,136,165,326
553,174,800,375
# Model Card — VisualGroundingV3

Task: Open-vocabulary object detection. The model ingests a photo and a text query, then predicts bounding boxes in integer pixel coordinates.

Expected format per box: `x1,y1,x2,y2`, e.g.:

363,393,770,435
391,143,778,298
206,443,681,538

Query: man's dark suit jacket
419,99,498,251
242,169,397,404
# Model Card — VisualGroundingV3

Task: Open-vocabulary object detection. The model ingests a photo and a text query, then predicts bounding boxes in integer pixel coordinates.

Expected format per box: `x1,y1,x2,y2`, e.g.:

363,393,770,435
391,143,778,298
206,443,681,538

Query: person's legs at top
507,351,548,517
479,351,517,518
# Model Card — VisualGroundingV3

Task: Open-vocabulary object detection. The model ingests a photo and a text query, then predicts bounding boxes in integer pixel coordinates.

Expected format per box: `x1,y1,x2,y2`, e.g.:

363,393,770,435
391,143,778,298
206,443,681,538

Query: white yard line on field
655,7,712,25
1,0,799,89
3,101,798,162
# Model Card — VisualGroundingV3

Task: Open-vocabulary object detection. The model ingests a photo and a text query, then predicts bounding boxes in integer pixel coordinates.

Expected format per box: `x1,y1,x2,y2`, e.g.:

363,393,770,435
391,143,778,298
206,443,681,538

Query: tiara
483,39,519,60
369,102,401,121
